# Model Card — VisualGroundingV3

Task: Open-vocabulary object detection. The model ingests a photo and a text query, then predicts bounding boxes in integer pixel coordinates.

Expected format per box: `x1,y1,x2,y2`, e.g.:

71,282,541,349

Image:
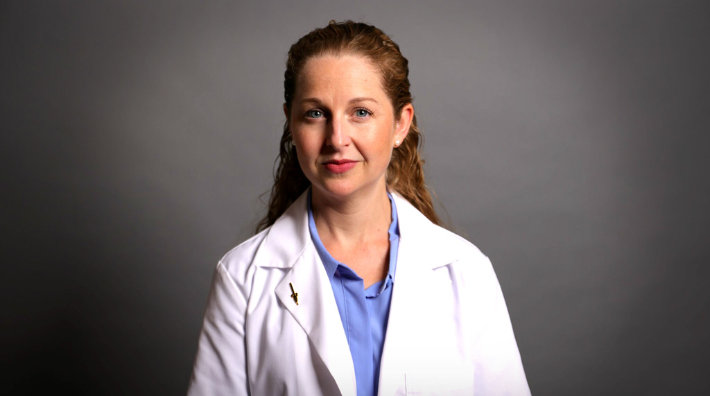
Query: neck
311,184,392,247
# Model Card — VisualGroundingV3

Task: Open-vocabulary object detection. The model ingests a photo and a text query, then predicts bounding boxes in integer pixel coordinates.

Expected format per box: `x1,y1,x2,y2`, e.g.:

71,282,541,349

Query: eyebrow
298,97,379,105
349,97,379,104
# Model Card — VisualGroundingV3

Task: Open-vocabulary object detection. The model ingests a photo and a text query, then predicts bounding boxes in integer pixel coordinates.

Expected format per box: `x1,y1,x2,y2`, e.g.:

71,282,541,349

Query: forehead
294,54,385,98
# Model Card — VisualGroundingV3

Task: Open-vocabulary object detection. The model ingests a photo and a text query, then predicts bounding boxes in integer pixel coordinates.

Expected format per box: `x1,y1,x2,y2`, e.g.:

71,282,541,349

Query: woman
189,21,530,395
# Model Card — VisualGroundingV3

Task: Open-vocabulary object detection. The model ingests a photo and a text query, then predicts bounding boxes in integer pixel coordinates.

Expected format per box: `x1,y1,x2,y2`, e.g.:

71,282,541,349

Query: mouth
324,159,356,165
322,159,358,173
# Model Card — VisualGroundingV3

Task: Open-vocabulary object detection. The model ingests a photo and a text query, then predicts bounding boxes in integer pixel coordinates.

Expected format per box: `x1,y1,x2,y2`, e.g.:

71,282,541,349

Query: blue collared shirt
308,191,400,396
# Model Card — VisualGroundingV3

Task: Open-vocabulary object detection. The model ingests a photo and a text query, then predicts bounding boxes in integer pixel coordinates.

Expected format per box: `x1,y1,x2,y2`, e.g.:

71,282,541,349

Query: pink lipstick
323,159,357,173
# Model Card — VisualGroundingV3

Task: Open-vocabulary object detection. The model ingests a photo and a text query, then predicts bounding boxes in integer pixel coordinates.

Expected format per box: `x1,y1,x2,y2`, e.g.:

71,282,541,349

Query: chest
243,260,475,395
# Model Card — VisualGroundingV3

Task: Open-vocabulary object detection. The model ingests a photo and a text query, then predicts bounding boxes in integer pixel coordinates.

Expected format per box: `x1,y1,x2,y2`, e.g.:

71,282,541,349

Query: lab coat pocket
397,358,474,395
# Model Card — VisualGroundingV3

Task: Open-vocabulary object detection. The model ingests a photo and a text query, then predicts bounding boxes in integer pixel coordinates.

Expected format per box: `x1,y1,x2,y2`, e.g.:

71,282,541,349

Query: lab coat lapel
378,194,461,394
275,250,356,396
262,191,356,396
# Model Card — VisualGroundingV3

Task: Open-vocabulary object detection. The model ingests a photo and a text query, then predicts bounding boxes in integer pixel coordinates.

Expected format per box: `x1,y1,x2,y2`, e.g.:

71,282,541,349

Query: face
287,54,413,202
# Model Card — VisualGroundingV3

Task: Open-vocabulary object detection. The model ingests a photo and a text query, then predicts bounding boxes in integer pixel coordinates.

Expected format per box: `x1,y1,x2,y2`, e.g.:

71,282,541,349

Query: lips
323,159,357,173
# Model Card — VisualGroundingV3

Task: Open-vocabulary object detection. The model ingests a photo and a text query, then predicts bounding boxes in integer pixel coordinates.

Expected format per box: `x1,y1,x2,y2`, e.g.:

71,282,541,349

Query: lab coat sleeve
465,255,531,395
188,261,250,396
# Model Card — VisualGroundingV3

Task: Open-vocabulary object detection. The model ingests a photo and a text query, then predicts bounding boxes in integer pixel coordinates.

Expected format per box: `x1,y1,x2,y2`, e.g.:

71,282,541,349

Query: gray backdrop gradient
2,1,708,394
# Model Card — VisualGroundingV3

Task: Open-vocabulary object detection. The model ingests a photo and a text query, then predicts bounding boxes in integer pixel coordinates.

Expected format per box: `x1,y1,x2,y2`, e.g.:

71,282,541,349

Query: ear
394,103,414,146
283,103,290,123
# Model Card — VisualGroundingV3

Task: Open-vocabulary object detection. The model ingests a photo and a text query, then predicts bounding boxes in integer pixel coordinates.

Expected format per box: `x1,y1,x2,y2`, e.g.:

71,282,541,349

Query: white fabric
188,191,531,395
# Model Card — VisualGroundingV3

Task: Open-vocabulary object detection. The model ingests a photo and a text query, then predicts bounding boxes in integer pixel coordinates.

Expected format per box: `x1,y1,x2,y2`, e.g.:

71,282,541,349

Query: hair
256,20,440,232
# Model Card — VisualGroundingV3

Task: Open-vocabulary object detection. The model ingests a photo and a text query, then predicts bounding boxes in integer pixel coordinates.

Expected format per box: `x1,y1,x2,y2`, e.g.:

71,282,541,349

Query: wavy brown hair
256,20,440,232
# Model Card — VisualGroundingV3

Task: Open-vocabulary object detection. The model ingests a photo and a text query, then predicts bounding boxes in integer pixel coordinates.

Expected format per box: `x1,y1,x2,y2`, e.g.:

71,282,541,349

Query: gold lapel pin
289,282,299,305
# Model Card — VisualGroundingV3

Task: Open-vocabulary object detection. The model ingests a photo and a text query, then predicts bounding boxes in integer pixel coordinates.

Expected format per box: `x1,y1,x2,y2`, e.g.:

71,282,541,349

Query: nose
326,114,350,148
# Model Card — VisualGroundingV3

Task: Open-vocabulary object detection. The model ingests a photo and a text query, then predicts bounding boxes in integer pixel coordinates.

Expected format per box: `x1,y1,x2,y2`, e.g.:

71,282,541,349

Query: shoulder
433,224,488,263
217,190,311,282
429,224,498,285
220,228,270,269
214,228,270,288
392,192,491,267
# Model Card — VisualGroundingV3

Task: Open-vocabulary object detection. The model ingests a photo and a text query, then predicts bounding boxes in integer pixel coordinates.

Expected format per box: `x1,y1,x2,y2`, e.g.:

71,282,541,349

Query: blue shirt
307,191,400,396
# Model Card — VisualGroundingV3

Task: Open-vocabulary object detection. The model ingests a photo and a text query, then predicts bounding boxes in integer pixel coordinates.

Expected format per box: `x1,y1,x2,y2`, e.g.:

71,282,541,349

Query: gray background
2,0,708,394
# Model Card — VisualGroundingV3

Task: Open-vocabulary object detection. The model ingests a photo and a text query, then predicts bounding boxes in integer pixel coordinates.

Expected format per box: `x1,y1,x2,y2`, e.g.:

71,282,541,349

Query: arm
188,261,250,396
470,256,531,395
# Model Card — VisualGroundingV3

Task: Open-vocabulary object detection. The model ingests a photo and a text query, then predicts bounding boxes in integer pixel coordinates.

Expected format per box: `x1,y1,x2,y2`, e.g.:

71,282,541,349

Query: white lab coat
188,191,530,395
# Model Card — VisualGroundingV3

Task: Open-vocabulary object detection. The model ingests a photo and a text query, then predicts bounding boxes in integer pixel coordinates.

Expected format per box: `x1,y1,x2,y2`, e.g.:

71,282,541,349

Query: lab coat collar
255,189,457,271
393,191,460,270
254,190,311,270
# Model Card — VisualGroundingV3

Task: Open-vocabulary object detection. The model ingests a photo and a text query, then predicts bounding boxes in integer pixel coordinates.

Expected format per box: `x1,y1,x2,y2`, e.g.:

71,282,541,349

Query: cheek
292,133,317,156
292,142,312,178
371,124,397,155
291,131,321,170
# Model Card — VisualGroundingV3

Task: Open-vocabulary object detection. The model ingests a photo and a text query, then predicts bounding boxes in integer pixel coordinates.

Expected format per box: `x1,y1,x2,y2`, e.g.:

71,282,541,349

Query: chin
312,182,358,199
311,178,385,201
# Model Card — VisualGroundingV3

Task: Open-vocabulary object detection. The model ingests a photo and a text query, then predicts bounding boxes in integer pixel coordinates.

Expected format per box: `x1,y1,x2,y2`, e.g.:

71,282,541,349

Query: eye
354,108,372,118
305,109,324,119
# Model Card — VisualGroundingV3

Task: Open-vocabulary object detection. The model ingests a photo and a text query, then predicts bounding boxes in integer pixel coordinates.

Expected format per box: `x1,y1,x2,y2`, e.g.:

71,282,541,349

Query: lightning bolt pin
289,282,299,305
